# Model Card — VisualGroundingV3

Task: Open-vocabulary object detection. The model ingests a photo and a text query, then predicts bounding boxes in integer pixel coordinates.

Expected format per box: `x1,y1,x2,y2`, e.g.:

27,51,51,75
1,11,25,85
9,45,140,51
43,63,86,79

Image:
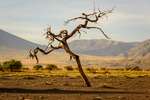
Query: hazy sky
0,0,150,44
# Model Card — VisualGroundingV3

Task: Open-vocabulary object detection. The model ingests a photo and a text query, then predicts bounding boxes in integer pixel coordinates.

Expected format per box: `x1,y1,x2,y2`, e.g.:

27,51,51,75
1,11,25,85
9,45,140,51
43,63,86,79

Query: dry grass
0,67,150,78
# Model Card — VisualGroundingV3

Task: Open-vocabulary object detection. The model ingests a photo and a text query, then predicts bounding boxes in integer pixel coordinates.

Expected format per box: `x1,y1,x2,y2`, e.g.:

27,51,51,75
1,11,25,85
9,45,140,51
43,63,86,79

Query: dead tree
29,7,115,87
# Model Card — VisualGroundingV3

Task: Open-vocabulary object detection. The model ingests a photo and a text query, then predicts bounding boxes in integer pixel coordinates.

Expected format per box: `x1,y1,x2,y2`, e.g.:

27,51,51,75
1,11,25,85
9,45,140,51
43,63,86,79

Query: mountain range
68,39,139,57
1,29,150,58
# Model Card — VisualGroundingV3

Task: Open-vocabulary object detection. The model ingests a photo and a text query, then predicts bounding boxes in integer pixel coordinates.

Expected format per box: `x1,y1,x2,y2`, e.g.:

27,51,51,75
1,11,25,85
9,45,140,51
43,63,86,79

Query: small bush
126,66,142,71
45,64,58,70
64,66,74,71
2,59,22,72
100,67,106,71
22,67,30,70
86,67,98,73
33,65,43,70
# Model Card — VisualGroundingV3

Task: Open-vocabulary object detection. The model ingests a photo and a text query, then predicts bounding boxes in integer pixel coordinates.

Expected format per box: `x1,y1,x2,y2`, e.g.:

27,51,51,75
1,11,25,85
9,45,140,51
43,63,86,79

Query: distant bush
33,65,43,70
100,67,106,71
22,67,30,70
45,64,58,70
64,66,74,71
2,59,22,72
126,66,142,71
86,67,98,73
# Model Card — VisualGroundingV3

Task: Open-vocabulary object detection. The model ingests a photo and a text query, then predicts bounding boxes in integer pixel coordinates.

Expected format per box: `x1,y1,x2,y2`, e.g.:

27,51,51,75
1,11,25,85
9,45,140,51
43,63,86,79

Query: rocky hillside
119,39,150,58
69,39,139,56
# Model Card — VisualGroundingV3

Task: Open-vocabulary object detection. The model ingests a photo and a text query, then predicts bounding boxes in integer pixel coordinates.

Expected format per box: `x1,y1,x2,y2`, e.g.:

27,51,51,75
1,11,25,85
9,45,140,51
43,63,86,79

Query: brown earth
0,76,150,100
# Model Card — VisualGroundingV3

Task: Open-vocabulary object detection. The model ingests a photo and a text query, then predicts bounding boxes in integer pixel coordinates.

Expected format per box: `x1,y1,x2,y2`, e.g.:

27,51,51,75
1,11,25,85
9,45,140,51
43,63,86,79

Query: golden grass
0,67,150,78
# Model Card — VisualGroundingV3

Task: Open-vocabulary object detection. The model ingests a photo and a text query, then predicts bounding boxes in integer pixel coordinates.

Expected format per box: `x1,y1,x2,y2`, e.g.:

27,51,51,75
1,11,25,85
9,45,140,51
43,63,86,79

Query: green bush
33,65,43,70
2,59,22,72
45,64,58,70
64,66,74,71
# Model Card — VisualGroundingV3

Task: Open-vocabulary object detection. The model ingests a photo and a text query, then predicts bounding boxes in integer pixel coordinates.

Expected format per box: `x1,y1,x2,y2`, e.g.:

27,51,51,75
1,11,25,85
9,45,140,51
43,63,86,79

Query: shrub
2,59,22,72
45,64,58,70
86,67,97,73
64,66,74,71
22,67,30,70
100,67,106,71
33,65,43,70
126,66,142,71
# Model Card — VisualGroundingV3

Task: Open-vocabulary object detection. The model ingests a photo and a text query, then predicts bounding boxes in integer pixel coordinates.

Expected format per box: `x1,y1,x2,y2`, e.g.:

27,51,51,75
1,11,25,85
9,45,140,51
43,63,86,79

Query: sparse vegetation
64,66,74,71
33,65,43,70
0,66,150,78
2,59,22,72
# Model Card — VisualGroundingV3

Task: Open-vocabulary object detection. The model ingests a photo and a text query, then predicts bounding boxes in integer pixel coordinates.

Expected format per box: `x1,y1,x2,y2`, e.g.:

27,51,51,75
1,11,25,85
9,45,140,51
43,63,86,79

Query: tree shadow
0,88,145,94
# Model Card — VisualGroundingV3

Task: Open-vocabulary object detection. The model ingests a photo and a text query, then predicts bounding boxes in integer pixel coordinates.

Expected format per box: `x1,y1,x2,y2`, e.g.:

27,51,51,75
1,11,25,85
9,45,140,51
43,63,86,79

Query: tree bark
62,43,91,87
74,54,91,87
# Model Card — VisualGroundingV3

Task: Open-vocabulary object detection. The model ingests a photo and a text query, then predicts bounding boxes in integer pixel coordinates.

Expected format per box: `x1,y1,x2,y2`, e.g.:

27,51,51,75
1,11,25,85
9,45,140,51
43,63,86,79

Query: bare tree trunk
63,43,91,87
74,54,91,87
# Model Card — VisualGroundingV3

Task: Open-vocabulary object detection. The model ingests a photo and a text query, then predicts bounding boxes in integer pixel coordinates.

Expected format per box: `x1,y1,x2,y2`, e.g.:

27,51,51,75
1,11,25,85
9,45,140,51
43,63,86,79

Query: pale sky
0,0,150,45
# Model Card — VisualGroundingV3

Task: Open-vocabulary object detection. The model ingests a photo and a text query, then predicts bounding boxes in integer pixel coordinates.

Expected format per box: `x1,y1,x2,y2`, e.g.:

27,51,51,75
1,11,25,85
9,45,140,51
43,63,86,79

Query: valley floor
0,70,150,100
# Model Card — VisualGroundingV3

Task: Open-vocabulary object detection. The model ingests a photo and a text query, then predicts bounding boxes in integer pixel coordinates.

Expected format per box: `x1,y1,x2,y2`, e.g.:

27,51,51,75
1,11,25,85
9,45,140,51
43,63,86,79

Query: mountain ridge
119,39,150,58
69,39,139,56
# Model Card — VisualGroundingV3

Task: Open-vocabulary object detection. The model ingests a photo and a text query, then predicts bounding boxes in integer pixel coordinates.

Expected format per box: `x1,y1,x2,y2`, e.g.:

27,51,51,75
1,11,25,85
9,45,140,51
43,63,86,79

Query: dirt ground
0,76,150,100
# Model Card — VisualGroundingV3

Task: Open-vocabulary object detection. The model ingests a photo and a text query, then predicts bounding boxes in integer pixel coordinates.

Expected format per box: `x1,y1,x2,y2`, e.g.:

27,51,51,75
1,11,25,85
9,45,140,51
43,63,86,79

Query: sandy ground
0,76,150,100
